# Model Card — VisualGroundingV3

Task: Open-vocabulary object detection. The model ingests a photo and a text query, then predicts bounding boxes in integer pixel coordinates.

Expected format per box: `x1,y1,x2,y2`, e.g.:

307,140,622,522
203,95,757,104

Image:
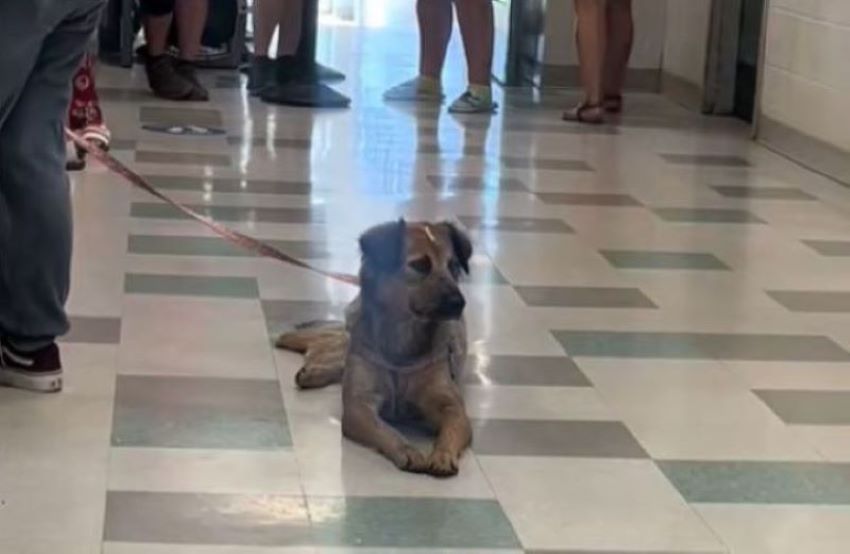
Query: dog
276,219,472,477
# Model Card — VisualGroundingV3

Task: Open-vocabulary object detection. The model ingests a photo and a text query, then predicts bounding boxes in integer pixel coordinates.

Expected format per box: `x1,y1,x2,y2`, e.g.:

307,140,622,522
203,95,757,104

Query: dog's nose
441,291,466,316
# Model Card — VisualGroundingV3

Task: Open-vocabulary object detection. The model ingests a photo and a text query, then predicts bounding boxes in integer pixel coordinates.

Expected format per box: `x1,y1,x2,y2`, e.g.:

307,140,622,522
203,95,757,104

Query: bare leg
603,0,633,108
418,0,453,79
574,0,606,105
253,0,282,57
277,0,303,57
174,0,208,61
143,13,173,57
563,0,606,122
454,0,494,87
342,399,428,473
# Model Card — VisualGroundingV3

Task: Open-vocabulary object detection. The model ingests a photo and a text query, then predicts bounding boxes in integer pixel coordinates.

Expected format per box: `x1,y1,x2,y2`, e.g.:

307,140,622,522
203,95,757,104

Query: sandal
562,103,604,125
603,94,623,114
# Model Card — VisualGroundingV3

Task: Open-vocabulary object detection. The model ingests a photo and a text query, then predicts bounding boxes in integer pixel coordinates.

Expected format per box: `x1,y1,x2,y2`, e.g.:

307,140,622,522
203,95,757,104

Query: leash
65,128,359,287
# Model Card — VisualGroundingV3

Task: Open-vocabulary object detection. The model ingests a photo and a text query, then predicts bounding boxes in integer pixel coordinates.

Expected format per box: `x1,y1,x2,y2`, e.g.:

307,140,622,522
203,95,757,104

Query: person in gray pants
0,0,105,393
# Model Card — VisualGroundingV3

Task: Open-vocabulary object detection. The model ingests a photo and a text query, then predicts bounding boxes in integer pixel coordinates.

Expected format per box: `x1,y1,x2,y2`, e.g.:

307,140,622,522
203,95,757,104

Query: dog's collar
354,343,454,376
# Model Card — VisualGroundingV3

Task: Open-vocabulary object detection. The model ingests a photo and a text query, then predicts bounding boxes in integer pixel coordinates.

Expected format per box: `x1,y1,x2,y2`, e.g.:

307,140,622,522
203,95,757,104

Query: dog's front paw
427,449,459,478
390,444,428,473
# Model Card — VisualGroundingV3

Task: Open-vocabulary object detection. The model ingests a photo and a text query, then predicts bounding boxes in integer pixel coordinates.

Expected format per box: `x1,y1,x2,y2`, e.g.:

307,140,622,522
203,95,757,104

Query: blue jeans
0,0,106,349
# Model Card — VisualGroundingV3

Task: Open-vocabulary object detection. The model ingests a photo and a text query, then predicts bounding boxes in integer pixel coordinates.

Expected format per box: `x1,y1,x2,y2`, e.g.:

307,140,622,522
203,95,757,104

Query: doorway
733,0,765,121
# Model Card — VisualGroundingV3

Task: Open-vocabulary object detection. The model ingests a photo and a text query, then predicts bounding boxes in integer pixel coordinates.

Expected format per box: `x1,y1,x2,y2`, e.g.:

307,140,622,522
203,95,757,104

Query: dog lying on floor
276,219,472,477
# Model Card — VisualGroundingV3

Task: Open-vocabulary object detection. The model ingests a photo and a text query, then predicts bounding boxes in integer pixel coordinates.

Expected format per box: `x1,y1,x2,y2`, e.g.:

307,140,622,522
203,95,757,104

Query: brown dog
277,219,472,477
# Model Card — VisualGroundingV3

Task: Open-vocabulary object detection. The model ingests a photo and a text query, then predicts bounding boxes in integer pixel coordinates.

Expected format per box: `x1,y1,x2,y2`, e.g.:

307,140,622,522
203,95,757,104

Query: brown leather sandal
562,103,605,125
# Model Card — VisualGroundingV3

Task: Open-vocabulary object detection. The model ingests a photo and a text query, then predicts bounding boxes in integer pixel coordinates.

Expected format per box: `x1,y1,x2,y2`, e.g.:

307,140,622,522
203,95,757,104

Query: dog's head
358,219,472,320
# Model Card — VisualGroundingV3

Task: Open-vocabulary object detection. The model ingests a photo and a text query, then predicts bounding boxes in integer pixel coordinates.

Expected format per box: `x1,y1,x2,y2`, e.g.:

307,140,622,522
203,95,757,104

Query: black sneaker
175,60,210,102
0,341,63,393
247,55,274,96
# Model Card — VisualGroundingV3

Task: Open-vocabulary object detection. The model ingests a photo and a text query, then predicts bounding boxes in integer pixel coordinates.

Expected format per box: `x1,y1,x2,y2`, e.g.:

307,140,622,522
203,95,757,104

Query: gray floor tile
139,106,223,127
804,240,850,257
135,150,232,167
104,493,519,548
537,193,642,207
104,491,311,546
261,299,347,335
516,286,657,309
310,497,521,548
61,316,122,344
214,74,241,89
226,136,312,150
99,88,153,102
600,250,730,270
660,153,751,167
112,376,290,449
658,461,850,504
502,157,593,172
459,216,574,234
711,185,817,200
525,551,721,554
109,138,138,151
125,273,259,299
464,355,591,386
128,235,330,259
553,331,850,361
130,202,323,223
754,389,850,425
418,143,486,156
653,208,765,224
144,175,312,195
472,419,648,458
428,175,528,191
768,290,850,313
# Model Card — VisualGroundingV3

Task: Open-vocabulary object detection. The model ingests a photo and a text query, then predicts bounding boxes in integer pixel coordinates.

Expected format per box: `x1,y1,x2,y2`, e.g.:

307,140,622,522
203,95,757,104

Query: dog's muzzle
438,290,467,319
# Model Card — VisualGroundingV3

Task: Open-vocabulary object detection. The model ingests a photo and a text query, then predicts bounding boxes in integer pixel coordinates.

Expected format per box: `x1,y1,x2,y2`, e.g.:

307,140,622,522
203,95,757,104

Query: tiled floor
4,2,850,553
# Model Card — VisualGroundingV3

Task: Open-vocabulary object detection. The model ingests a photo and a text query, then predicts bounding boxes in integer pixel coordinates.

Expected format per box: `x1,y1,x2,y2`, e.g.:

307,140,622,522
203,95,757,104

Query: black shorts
139,0,175,16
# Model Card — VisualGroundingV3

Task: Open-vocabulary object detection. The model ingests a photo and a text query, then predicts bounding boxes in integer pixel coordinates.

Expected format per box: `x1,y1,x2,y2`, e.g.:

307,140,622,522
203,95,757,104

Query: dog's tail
276,321,348,389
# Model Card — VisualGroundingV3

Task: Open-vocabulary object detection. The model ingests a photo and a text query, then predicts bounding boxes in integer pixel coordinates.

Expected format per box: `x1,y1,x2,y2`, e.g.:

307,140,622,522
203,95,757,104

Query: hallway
3,4,850,553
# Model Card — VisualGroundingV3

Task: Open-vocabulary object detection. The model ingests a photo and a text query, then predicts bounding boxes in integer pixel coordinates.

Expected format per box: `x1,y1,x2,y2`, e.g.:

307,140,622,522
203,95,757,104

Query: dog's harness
355,342,456,377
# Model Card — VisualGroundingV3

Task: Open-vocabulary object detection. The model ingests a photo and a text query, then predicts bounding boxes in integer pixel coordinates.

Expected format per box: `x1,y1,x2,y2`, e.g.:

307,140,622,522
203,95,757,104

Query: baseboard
758,116,850,188
540,65,661,92
660,71,704,112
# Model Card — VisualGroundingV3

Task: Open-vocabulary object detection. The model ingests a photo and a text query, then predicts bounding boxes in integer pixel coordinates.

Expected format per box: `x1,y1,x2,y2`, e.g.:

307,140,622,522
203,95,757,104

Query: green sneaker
448,91,498,114
383,77,444,102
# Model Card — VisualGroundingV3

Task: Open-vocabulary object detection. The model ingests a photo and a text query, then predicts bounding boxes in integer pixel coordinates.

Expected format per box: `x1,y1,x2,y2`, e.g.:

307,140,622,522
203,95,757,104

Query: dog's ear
359,219,407,272
442,220,473,274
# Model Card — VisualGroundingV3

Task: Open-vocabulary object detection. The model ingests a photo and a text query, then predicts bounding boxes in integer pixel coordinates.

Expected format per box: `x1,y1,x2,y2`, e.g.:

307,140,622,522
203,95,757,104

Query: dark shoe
247,55,274,96
273,55,303,85
0,341,63,393
175,60,210,102
145,55,196,101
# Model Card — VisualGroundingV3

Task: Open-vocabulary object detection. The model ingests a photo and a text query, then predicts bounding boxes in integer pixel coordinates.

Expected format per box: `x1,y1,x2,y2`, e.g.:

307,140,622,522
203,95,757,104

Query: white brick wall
761,0,850,151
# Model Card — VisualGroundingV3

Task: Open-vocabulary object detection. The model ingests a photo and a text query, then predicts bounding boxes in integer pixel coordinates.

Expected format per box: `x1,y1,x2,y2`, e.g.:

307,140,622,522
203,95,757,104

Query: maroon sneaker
0,341,63,393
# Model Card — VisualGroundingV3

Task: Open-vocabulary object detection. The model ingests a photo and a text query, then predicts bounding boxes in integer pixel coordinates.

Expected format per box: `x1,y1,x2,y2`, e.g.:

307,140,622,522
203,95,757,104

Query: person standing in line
0,0,106,393
384,0,498,114
563,0,633,124
140,0,210,101
248,0,305,95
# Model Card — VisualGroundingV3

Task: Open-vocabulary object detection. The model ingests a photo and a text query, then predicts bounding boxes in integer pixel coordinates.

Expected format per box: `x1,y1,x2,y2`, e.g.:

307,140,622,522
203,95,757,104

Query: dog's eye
407,257,432,274
448,259,462,277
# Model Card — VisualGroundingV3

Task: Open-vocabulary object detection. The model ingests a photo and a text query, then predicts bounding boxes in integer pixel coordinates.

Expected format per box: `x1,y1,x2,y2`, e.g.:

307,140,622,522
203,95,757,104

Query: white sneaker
448,91,498,114
383,77,444,102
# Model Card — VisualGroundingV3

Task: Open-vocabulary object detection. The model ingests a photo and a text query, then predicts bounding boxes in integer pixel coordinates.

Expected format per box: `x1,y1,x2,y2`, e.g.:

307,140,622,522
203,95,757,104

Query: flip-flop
562,103,604,125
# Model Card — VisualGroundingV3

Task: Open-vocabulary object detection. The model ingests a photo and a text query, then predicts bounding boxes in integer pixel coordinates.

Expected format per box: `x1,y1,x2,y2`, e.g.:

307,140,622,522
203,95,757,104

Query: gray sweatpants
0,0,105,349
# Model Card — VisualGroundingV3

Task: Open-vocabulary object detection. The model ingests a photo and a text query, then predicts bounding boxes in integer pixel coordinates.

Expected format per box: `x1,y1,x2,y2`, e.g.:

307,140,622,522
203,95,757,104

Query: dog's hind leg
276,326,348,389
295,335,347,389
